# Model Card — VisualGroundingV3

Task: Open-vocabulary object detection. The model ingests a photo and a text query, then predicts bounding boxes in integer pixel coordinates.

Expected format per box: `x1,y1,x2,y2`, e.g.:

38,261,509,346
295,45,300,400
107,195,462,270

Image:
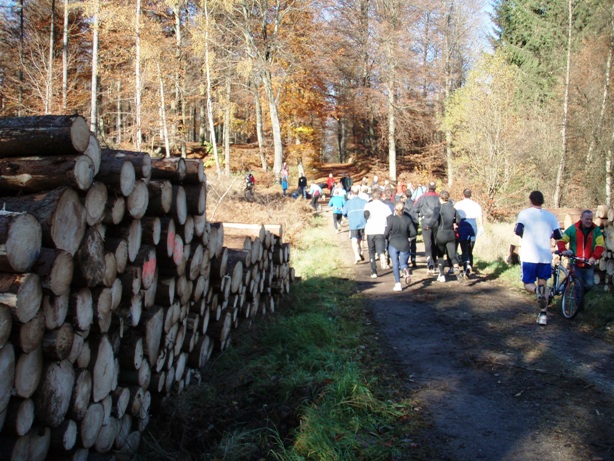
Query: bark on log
156,277,175,306
85,182,108,226
0,115,90,156
42,322,74,361
33,248,72,296
146,180,172,215
0,154,95,193
0,343,15,414
34,360,75,428
0,272,43,323
1,186,86,256
104,149,152,181
72,228,105,287
182,158,205,184
183,183,206,215
106,220,142,264
150,157,186,182
98,151,136,197
0,211,42,273
141,216,161,246
0,302,11,348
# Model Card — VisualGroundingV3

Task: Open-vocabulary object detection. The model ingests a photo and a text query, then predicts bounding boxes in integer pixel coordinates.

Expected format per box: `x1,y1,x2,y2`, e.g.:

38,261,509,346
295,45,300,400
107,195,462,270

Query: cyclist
556,210,605,291
514,191,563,326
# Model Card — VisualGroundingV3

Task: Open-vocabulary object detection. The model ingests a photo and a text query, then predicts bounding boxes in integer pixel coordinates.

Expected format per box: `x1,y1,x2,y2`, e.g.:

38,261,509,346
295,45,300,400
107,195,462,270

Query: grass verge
140,214,429,461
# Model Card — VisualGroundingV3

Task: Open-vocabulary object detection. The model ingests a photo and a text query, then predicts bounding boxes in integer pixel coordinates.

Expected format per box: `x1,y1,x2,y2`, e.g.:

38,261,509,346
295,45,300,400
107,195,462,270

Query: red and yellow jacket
556,221,605,267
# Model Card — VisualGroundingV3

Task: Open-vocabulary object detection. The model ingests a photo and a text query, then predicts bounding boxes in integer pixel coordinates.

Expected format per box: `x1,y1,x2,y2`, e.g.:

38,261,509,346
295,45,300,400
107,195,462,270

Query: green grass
141,215,428,461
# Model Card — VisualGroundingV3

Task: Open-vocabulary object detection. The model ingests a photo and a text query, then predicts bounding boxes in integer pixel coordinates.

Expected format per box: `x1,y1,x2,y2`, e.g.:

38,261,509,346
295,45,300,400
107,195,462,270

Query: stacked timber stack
0,115,294,461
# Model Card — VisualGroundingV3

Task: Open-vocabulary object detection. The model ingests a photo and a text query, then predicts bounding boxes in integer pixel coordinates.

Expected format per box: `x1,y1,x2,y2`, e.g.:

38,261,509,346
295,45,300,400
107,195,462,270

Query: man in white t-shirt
364,188,393,278
514,191,563,326
454,188,484,274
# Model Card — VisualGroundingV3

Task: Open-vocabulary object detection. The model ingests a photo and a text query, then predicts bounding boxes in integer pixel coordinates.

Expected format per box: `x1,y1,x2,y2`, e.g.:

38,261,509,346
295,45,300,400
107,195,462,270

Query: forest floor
327,210,614,461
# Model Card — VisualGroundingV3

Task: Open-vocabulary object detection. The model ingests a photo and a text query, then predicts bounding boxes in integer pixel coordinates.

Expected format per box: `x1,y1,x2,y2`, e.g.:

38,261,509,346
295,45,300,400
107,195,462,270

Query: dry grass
205,174,315,247
474,221,517,263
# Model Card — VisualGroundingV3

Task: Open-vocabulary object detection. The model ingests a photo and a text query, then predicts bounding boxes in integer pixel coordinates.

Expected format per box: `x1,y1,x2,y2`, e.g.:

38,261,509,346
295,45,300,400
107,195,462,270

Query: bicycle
244,178,255,202
548,251,591,319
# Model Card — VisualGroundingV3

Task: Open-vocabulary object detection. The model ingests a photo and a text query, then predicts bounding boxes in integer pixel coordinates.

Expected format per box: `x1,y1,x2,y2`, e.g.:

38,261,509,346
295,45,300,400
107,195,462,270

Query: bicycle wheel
561,276,584,319
244,187,255,202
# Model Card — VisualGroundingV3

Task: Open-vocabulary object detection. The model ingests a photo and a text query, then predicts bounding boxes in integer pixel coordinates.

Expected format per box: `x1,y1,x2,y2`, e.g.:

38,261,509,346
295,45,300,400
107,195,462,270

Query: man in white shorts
514,191,563,325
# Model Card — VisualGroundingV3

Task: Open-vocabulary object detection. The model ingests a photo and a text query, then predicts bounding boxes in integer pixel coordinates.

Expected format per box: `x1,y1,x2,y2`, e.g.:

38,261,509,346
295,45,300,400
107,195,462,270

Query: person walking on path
343,185,368,264
298,174,307,199
514,190,563,326
412,181,440,274
340,172,353,192
411,182,427,202
364,188,393,278
280,163,289,197
309,182,323,212
454,188,484,274
403,189,419,268
385,201,417,291
327,173,335,193
435,191,462,282
456,216,476,276
556,209,605,291
328,185,347,233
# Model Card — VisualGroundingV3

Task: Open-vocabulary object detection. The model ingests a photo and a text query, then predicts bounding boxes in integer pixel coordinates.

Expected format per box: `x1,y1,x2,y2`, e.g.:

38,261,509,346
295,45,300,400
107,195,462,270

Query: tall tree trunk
584,1,614,173
252,77,267,171
387,78,397,181
554,0,574,208
261,69,283,177
444,0,454,188
90,0,99,132
607,130,613,205
173,1,186,159
116,79,122,144
46,0,56,114
199,103,206,145
223,75,231,176
203,1,221,176
135,0,142,151
62,0,68,111
19,0,24,115
158,62,171,159
337,118,346,163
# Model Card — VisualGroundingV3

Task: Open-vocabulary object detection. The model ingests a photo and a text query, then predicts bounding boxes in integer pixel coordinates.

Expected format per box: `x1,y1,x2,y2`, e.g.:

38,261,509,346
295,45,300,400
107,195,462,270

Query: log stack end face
3,212,43,273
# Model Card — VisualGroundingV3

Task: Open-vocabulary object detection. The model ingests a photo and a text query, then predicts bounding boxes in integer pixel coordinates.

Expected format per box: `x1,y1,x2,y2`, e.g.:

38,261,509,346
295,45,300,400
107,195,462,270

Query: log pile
0,115,294,460
591,205,614,292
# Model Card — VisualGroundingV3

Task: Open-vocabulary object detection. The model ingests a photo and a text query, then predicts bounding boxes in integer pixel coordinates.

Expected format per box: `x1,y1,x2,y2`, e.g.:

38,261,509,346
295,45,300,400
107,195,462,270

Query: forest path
329,208,614,461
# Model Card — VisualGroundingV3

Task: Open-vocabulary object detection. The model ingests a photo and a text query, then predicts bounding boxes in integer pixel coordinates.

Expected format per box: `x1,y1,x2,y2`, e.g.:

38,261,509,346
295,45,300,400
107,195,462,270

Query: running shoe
370,273,378,279
537,312,548,325
437,274,446,283
393,282,402,292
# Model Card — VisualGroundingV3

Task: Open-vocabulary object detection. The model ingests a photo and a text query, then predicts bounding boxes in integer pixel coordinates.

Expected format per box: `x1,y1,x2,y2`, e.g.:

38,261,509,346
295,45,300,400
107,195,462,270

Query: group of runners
322,176,484,292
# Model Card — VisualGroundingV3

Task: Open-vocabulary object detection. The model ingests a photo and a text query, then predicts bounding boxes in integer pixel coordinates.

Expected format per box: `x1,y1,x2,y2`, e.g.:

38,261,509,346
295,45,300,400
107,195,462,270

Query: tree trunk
554,0,574,208
90,0,100,133
62,0,68,111
203,1,221,177
135,0,142,151
99,151,137,197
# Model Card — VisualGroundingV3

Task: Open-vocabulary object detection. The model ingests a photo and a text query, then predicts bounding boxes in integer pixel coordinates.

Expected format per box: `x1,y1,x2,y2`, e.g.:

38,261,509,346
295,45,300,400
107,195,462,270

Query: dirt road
333,223,614,461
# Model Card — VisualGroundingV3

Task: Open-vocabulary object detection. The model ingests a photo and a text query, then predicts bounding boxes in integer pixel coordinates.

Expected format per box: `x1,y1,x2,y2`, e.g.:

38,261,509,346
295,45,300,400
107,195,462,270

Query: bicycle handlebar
554,251,593,266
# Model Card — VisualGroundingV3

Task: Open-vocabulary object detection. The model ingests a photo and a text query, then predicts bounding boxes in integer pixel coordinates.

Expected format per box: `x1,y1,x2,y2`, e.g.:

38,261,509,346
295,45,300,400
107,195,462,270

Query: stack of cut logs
559,207,614,292
0,115,294,460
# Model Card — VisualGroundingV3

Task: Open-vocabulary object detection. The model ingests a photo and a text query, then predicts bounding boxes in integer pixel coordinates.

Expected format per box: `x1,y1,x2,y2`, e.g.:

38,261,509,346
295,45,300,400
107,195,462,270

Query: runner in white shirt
454,189,484,274
364,188,392,278
514,191,563,326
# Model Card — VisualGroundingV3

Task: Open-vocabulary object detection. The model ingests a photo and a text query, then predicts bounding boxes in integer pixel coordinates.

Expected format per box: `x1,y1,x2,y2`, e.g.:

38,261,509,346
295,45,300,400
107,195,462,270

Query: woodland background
0,0,612,219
